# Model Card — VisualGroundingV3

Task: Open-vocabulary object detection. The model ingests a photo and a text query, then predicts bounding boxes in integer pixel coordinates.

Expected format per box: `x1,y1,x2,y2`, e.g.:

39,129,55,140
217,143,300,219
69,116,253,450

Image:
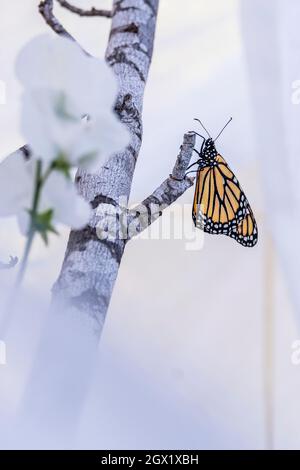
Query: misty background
0,0,299,449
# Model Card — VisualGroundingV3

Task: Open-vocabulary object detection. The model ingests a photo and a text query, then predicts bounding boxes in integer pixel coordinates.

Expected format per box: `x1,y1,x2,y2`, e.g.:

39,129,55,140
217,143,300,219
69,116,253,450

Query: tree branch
128,133,196,237
0,256,18,270
39,0,75,39
14,0,195,435
56,0,112,18
9,0,178,332
52,0,160,334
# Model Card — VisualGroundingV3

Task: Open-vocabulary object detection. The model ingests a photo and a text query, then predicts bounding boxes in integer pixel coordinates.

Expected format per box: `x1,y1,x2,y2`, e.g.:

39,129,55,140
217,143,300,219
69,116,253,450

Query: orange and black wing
192,155,258,247
229,207,258,247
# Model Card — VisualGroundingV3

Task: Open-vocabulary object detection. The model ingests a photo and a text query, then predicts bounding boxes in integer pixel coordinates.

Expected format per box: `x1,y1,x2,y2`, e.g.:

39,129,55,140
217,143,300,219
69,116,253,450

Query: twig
0,256,18,270
39,0,75,40
56,0,112,18
20,145,31,160
128,133,196,237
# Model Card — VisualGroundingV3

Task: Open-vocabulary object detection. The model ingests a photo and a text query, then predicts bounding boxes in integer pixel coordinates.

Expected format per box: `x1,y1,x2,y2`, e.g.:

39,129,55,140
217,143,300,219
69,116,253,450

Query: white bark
51,0,188,337
128,133,195,237
3,1,196,339
10,2,198,441
56,0,112,18
39,0,75,40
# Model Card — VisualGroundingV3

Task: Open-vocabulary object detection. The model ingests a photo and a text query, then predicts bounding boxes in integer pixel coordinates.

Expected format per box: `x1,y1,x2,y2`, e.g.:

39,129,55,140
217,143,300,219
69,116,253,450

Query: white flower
15,34,130,169
15,34,117,116
0,151,91,234
0,151,32,217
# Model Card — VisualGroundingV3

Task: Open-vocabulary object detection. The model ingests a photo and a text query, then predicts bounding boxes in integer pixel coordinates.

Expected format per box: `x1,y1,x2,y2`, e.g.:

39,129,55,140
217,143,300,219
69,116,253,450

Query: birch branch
0,256,18,270
51,0,160,335
128,133,195,237
14,0,196,435
56,0,112,18
39,0,75,39
6,0,195,338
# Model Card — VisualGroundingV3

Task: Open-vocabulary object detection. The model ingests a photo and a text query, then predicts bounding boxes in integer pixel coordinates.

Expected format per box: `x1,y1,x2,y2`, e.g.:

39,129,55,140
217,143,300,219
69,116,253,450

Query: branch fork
127,132,196,237
12,1,195,328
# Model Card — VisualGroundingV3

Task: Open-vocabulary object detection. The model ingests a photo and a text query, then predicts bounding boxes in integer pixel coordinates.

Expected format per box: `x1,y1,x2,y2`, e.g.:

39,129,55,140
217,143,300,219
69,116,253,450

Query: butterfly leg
185,138,205,167
192,149,201,158
188,131,206,140
193,136,205,157
170,163,200,181
170,167,201,181
185,142,206,177
185,169,201,177
171,132,205,181
189,131,205,146
187,138,205,164
186,158,200,171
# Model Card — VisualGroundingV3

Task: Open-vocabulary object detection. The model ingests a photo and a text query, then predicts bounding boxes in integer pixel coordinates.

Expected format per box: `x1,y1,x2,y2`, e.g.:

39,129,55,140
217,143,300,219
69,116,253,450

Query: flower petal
0,151,33,216
72,112,130,171
42,171,91,229
16,34,118,116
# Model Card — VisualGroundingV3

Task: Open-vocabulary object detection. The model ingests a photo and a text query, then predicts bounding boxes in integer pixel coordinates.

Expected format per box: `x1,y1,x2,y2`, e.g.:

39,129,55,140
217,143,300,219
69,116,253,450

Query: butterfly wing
192,154,258,246
229,205,258,247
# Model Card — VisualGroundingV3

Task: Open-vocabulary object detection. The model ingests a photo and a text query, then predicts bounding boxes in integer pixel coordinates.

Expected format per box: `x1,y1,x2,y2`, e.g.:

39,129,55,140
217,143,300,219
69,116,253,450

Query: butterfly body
192,137,258,247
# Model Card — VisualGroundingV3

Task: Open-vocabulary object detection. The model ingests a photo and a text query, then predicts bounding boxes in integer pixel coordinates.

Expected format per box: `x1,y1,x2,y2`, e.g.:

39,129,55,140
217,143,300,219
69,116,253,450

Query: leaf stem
1,161,54,335
14,160,43,290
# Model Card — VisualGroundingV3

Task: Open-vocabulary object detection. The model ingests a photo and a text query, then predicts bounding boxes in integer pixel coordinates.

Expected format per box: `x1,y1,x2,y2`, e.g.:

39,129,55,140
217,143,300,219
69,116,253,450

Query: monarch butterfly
187,118,258,247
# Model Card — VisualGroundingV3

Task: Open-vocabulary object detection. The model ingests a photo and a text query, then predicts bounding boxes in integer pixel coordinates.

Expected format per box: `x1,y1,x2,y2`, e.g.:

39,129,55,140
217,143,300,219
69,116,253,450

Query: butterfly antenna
214,117,233,142
194,118,211,138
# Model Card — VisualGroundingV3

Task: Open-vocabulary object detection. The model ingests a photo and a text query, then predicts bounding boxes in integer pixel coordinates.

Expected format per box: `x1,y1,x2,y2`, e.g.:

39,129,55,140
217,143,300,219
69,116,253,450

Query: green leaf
51,153,71,178
29,208,59,246
40,230,49,246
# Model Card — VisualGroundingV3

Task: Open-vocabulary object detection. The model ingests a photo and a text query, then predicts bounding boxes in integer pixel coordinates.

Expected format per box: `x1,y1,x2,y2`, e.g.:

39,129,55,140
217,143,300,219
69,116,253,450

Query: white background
0,0,299,449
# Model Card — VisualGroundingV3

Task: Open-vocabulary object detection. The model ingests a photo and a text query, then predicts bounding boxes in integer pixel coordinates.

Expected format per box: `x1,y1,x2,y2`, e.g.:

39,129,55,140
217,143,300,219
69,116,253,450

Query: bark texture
3,1,196,339
128,133,195,237
9,0,198,437
51,0,160,334
39,0,75,39
57,0,112,18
